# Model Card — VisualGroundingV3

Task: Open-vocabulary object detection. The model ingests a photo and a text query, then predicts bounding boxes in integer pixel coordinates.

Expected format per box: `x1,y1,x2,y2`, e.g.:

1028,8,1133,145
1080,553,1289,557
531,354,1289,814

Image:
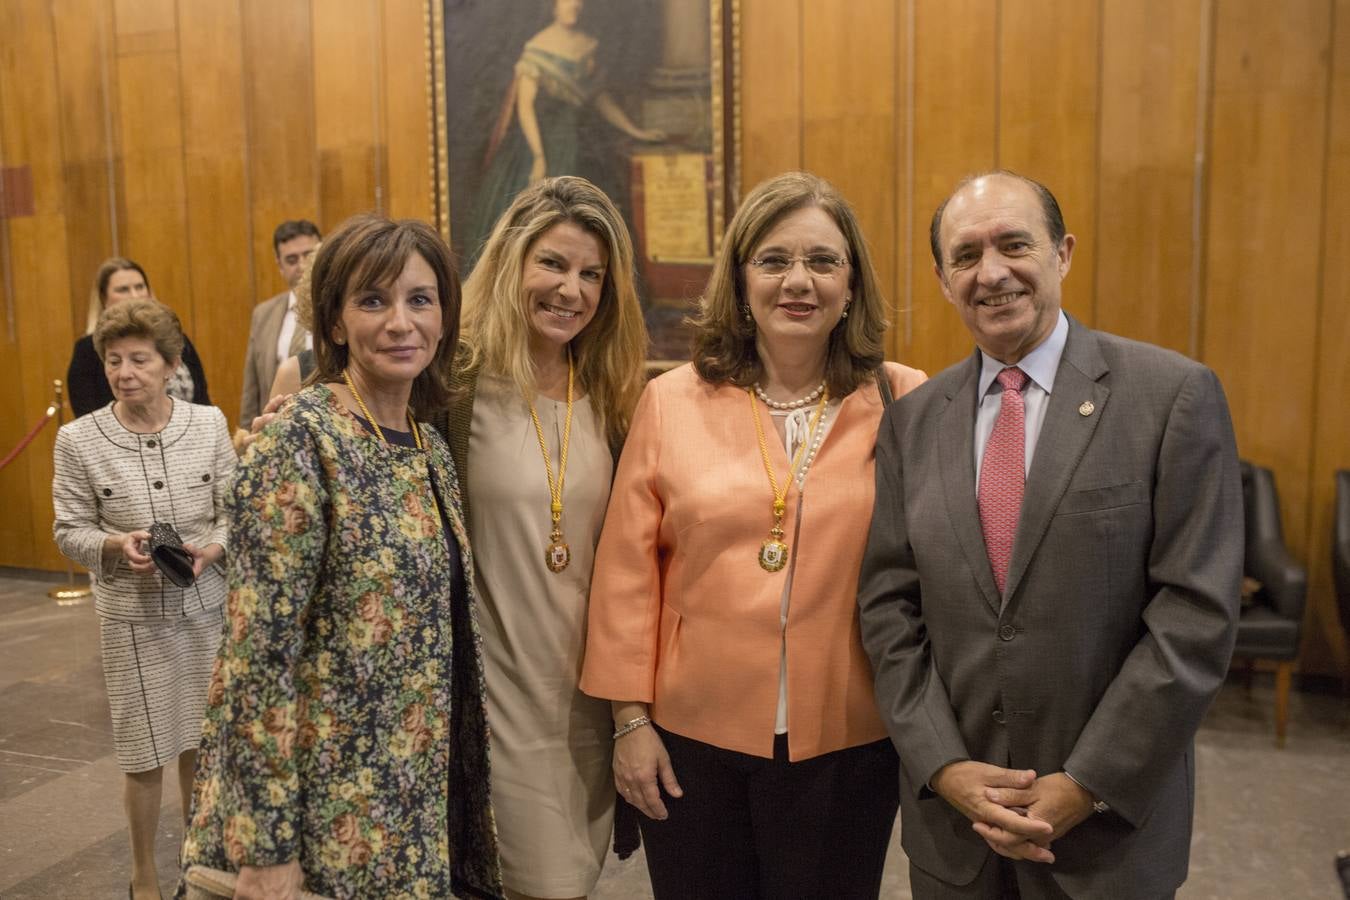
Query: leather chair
1231,461,1307,746
1334,470,1350,691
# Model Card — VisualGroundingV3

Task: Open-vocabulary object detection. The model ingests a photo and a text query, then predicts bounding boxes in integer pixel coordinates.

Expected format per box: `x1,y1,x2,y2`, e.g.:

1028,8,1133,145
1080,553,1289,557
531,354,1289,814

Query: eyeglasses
748,253,850,278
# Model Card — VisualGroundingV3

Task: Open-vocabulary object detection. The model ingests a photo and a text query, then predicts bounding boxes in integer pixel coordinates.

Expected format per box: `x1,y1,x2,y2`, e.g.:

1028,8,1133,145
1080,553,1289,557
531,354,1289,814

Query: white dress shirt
274,290,311,364
973,311,1070,483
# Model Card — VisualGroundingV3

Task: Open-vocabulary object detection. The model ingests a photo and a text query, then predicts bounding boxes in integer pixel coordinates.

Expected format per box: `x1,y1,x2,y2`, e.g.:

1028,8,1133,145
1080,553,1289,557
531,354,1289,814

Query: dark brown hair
929,169,1067,272
690,171,889,397
307,214,461,418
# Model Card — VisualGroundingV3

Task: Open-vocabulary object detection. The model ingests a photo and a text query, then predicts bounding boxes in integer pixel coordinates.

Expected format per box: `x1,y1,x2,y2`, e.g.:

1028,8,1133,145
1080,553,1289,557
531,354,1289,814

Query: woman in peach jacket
580,171,926,899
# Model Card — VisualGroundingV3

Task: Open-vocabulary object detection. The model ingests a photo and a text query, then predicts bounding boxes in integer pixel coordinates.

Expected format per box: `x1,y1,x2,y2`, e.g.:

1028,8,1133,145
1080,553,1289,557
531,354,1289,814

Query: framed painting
429,0,740,364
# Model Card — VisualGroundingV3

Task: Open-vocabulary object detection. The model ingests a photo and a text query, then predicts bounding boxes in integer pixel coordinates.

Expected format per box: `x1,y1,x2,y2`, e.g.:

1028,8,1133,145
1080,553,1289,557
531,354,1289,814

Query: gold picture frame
428,0,740,365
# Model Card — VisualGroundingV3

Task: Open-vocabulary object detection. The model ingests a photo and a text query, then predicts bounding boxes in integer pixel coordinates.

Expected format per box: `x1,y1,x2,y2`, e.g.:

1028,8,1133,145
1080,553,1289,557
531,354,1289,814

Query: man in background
239,219,320,428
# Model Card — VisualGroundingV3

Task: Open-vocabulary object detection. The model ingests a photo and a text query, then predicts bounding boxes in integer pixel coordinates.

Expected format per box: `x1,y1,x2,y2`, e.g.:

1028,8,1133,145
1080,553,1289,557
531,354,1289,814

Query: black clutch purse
148,522,196,588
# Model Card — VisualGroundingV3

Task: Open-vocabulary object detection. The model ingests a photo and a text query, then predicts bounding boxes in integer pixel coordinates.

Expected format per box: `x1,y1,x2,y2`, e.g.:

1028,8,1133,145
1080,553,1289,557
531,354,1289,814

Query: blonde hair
93,298,184,365
293,242,320,332
460,176,647,446
85,258,151,334
691,171,889,397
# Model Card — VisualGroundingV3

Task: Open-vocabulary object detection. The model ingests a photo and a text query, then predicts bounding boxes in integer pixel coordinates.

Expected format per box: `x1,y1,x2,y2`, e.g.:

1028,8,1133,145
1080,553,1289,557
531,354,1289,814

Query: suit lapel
1003,320,1110,607
257,293,289,390
938,352,1003,613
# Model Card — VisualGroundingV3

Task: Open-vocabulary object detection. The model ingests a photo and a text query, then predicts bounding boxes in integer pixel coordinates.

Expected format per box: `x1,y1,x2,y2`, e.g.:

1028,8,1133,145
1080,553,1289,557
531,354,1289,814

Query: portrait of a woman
465,0,665,258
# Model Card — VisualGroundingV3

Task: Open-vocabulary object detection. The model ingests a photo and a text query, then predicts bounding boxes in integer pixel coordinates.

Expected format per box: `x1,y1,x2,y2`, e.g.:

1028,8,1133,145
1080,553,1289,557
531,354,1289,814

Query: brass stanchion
45,379,92,605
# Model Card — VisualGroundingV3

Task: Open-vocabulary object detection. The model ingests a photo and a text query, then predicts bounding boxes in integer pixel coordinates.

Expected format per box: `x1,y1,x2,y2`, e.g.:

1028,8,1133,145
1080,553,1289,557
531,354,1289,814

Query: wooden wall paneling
111,0,195,371
891,0,913,366
1203,0,1330,573
1304,0,1350,678
1094,0,1204,355
381,0,433,224
738,0,803,190
113,0,173,35
907,0,998,377
50,0,118,334
0,0,78,570
800,0,899,361
997,0,1101,327
241,0,319,303
111,0,193,332
179,0,254,430
313,0,380,228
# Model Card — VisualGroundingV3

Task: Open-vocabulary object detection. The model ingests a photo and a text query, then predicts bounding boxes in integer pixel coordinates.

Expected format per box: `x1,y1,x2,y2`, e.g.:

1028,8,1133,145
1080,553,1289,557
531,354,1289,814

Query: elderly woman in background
52,298,235,900
67,258,211,417
180,214,501,900
447,175,647,900
580,171,927,898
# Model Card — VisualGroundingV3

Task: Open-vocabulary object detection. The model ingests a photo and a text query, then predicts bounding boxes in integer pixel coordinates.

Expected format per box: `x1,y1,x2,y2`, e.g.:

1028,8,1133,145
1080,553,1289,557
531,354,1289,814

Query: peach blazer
580,361,926,761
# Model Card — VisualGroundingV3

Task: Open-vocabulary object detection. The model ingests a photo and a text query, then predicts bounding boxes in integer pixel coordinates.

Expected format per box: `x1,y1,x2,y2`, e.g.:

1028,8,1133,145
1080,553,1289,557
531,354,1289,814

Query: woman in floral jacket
180,215,502,900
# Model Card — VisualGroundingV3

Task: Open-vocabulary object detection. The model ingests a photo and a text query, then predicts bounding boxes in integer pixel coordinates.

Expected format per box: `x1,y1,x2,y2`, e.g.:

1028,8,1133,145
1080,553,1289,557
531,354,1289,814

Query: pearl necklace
753,381,825,410
749,385,829,572
778,402,834,488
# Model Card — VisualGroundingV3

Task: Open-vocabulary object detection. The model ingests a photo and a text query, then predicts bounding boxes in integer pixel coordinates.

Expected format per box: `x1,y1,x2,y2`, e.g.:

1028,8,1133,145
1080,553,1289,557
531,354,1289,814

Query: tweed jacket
580,361,927,762
858,319,1242,897
181,385,502,900
239,291,303,426
52,400,235,621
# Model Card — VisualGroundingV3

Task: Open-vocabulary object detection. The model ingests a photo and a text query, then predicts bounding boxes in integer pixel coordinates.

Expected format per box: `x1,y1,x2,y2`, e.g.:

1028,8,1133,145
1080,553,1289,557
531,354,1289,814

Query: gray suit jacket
239,291,293,427
858,318,1242,897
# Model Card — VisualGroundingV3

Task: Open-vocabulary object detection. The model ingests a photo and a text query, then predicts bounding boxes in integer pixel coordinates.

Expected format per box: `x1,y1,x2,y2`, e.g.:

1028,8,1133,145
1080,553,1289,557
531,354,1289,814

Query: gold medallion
748,388,829,574
526,353,575,576
758,537,789,572
546,536,571,573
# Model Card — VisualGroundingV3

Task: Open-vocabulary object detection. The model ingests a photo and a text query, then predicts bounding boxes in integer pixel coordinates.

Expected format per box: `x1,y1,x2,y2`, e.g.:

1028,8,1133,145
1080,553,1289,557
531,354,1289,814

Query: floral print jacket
181,385,502,900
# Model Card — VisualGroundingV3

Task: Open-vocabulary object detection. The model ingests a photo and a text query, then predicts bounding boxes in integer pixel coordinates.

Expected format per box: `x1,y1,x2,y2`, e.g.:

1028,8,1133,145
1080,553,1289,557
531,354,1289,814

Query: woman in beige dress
440,175,647,900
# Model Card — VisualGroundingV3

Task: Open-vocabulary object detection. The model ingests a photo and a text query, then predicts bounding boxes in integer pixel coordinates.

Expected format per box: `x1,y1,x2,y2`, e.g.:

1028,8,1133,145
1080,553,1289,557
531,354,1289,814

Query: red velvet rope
0,407,55,471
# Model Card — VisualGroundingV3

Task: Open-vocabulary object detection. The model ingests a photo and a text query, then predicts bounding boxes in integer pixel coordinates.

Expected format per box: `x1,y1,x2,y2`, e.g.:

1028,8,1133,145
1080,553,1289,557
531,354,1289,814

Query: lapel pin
1078,401,1095,417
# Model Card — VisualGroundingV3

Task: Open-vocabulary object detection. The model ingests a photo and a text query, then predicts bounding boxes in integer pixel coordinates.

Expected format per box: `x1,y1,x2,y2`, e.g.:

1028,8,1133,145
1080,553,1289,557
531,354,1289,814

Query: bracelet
612,715,651,740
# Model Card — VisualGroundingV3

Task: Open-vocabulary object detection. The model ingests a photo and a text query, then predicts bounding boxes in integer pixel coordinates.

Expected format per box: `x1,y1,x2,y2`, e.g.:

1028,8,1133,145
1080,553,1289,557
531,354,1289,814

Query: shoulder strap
876,366,893,406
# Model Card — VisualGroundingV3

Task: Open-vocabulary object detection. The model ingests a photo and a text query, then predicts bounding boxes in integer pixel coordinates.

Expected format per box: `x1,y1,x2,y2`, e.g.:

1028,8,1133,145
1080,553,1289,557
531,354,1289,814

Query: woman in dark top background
67,257,210,417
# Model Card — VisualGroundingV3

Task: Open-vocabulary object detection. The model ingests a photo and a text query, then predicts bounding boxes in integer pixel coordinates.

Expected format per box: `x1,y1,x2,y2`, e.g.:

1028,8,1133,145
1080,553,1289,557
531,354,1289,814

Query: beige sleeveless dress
467,373,615,897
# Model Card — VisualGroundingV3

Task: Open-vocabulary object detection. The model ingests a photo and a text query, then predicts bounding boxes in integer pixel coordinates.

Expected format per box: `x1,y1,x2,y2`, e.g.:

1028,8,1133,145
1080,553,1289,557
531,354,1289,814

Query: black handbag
148,522,196,588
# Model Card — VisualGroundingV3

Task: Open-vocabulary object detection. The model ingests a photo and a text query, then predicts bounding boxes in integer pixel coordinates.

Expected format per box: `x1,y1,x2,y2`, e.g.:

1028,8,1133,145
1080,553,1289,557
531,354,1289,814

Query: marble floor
2,571,1347,899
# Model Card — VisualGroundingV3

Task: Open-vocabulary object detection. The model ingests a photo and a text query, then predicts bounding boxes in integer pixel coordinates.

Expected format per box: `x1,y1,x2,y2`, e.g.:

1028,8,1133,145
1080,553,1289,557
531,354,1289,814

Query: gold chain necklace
749,384,829,572
342,370,423,450
526,352,574,573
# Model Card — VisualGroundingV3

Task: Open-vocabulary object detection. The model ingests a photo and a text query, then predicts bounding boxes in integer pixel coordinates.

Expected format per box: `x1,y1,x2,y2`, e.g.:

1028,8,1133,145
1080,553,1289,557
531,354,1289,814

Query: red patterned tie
978,367,1029,595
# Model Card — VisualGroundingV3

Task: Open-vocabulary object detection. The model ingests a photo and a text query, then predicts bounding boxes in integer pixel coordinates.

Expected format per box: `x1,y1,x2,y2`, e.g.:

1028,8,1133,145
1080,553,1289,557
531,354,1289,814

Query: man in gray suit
239,219,321,427
858,172,1242,898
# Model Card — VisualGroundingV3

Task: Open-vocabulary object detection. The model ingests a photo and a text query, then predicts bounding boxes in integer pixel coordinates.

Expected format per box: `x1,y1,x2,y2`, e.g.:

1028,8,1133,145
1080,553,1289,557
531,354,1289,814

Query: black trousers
638,726,900,900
